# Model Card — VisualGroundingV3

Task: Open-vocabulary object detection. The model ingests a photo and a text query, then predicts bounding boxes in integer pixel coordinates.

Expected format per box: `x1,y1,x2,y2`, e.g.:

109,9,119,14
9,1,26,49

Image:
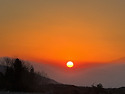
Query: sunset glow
0,0,125,89
0,0,125,64
67,61,74,68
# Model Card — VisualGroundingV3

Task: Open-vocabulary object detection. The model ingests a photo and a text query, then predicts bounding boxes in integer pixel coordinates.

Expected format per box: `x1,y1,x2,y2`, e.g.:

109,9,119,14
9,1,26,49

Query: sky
0,0,125,87
0,0,125,63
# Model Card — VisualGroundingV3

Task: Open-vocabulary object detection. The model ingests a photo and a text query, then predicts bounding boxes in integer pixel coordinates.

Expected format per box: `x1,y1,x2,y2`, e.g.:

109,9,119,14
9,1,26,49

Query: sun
66,61,74,68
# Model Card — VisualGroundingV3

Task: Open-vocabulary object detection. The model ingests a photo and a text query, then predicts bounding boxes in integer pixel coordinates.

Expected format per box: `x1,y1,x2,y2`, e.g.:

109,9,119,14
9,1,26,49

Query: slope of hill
0,57,59,92
0,57,59,85
0,57,125,94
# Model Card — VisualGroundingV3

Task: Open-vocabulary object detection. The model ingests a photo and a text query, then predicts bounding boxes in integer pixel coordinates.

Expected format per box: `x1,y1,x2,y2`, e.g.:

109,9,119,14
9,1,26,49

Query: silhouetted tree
0,58,44,92
0,72,5,89
92,83,104,94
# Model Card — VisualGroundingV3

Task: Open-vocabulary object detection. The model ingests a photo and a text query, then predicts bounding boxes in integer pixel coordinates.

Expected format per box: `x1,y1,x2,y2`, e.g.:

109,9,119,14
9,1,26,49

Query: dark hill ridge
0,84,125,94
0,57,59,85
0,57,60,92
0,64,58,85
0,57,125,94
34,84,125,94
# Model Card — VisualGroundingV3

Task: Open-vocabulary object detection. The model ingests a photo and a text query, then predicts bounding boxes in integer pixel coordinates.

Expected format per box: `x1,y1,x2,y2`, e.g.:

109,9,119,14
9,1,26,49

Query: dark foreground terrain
0,93,41,94
1,84,125,94
35,84,125,94
0,57,125,94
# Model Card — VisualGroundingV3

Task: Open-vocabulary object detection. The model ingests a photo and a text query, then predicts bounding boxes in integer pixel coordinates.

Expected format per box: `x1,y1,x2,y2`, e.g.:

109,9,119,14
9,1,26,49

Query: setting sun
66,61,74,68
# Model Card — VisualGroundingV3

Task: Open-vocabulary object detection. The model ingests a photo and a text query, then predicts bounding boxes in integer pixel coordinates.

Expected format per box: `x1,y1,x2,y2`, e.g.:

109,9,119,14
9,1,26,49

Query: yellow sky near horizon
0,0,125,63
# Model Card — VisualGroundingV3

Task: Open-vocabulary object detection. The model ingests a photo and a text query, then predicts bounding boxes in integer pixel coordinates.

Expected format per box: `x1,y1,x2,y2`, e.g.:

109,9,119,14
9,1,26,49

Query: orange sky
0,0,125,63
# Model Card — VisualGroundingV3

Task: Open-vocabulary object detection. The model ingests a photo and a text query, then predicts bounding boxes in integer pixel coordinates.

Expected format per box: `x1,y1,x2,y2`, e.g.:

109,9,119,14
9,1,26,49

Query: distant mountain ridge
110,57,125,63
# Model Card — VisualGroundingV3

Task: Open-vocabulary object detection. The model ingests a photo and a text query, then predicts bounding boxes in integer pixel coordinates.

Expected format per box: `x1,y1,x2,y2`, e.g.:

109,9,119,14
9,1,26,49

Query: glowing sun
66,61,74,68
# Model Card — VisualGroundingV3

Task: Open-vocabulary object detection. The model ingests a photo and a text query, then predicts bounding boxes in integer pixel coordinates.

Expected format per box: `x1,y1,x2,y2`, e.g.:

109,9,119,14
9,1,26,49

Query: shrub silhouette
91,83,104,94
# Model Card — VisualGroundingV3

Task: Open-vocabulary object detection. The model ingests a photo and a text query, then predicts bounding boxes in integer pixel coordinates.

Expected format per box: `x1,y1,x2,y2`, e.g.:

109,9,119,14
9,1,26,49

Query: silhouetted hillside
32,84,125,94
0,57,125,94
0,57,59,92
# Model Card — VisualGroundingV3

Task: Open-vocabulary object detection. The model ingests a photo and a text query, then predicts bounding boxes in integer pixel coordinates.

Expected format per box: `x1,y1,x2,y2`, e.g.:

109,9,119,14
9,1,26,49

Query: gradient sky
0,0,125,63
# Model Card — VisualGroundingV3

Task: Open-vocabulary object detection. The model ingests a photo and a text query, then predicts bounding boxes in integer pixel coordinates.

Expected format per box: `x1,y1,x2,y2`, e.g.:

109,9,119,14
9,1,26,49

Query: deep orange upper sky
0,0,125,63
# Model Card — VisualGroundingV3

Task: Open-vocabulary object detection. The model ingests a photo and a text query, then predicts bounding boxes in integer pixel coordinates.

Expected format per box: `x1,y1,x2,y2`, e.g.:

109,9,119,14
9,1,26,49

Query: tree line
0,57,45,92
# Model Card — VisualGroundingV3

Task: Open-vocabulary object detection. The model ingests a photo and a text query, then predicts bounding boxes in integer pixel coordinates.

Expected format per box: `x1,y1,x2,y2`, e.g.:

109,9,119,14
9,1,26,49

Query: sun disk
66,61,74,68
